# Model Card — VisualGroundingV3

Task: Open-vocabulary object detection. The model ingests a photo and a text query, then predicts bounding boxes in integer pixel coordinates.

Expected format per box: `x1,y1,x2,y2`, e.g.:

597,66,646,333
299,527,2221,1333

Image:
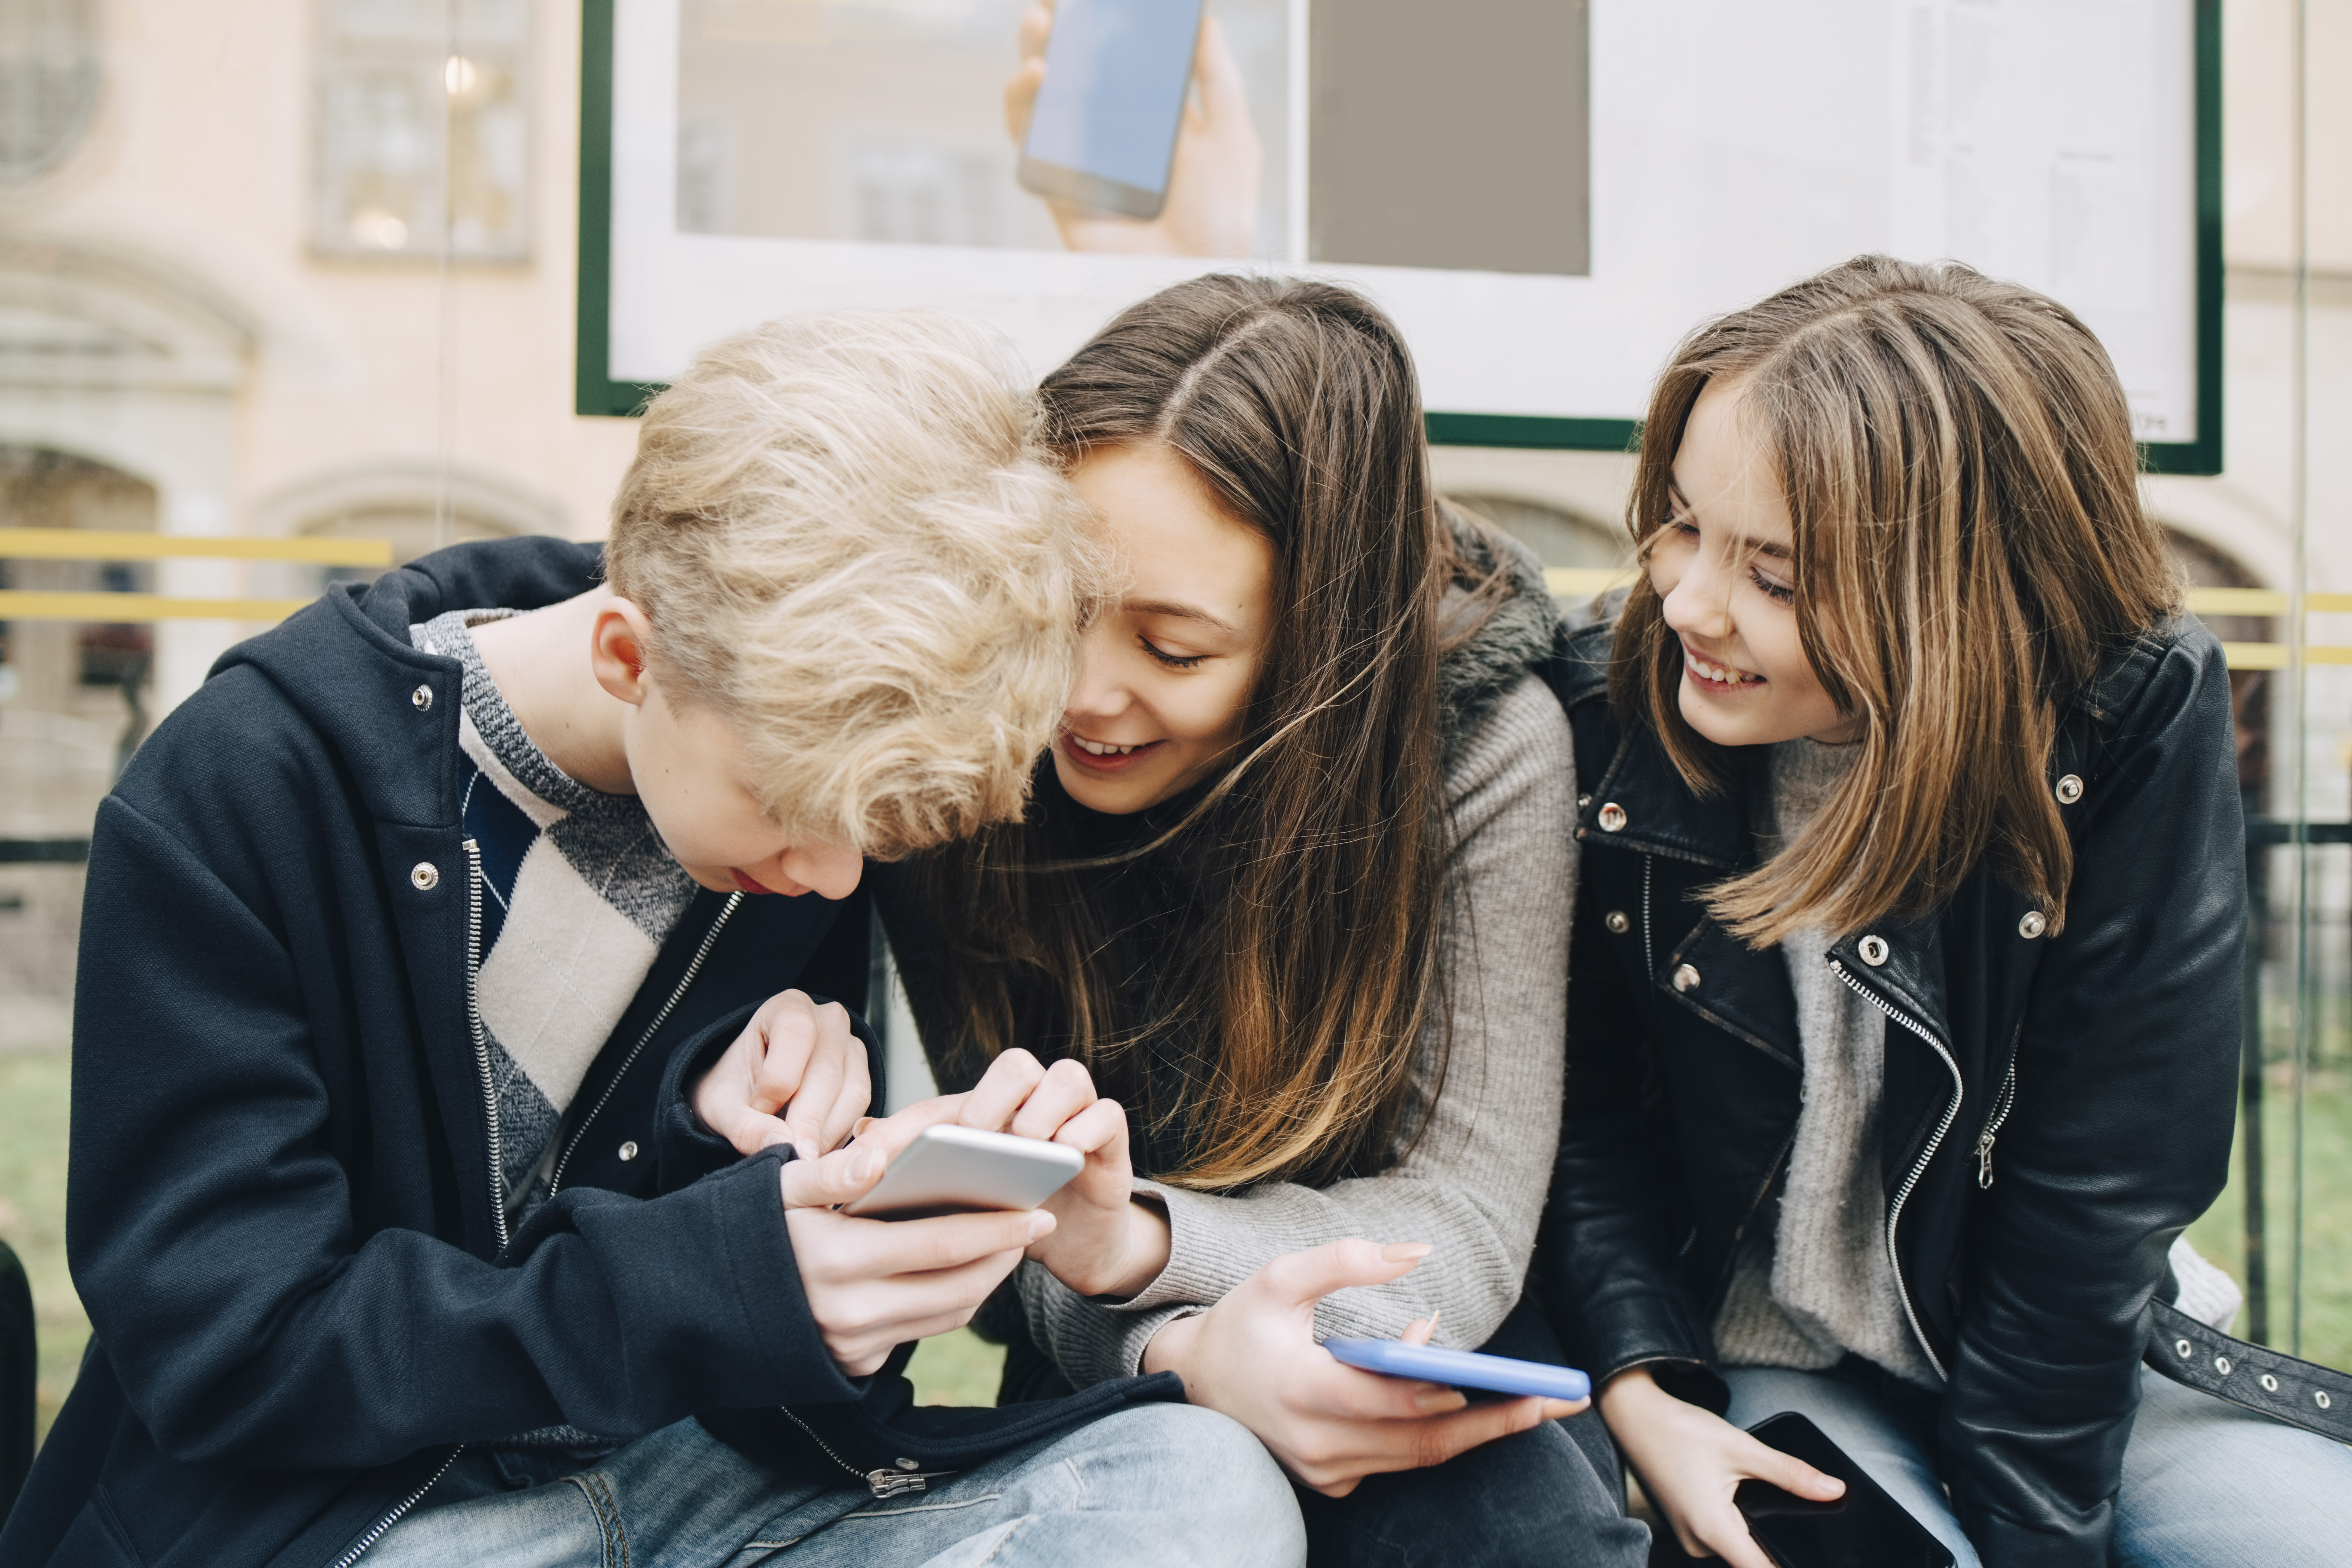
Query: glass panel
2167,0,2348,1371
311,0,531,261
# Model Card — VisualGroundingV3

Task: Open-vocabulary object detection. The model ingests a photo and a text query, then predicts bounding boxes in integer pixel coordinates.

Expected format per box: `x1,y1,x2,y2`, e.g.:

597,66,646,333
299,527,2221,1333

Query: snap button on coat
1857,934,1890,966
1598,802,1627,833
411,684,434,711
409,862,439,891
2055,773,2084,804
617,1141,639,1162
2019,910,2049,939
1605,910,1631,934
1672,963,1700,993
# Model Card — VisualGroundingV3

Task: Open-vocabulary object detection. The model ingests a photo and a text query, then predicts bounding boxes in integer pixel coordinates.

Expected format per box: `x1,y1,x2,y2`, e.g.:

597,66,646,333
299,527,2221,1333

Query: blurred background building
0,0,2345,1443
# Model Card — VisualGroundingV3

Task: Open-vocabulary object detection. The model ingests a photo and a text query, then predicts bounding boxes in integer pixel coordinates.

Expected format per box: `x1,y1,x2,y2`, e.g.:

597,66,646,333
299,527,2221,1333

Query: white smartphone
841,1124,1085,1220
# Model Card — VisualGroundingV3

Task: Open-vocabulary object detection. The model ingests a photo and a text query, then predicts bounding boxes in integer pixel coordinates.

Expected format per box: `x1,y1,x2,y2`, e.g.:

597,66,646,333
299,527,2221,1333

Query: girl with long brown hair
1538,256,2352,1568
871,274,1648,1565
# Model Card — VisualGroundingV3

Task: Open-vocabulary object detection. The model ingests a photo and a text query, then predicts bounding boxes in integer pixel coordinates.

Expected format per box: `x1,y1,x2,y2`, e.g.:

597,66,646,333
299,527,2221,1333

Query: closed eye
1139,635,1205,670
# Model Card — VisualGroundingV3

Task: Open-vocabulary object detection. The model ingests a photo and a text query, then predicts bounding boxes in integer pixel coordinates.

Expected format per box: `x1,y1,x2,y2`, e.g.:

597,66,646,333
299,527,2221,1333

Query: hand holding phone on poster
1004,1,1261,259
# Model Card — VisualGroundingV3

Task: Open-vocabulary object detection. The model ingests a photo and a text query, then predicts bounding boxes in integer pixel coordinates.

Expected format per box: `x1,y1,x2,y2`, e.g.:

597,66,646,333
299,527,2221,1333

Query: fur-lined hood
1438,504,1561,762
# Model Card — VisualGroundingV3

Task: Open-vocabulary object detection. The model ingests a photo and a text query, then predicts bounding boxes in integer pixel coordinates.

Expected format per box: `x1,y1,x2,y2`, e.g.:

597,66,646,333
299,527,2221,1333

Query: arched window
251,458,567,595
0,0,100,186
0,446,160,803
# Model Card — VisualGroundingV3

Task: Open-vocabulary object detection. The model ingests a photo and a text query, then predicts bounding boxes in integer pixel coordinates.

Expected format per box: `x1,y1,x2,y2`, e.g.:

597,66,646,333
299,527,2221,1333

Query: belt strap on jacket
2146,1299,2352,1442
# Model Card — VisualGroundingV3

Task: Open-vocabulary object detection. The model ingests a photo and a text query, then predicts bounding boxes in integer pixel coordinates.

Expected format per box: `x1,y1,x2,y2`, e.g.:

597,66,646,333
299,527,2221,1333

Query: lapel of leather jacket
1578,725,1803,1068
1824,919,1962,1182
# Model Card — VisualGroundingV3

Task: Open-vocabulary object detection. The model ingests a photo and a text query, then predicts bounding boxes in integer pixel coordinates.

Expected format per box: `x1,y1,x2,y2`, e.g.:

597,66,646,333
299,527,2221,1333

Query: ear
590,599,659,707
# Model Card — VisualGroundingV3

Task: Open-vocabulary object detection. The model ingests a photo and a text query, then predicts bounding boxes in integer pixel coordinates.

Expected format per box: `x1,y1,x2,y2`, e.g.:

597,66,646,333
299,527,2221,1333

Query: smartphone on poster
1017,0,1206,220
1733,1412,1955,1568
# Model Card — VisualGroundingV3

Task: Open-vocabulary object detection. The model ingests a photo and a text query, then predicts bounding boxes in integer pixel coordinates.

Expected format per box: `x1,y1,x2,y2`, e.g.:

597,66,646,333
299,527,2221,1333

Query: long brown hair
1615,256,2182,946
916,274,1492,1190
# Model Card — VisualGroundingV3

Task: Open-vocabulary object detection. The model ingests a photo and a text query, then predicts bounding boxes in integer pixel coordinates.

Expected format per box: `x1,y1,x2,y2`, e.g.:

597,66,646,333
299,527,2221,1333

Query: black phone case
1732,1412,1955,1568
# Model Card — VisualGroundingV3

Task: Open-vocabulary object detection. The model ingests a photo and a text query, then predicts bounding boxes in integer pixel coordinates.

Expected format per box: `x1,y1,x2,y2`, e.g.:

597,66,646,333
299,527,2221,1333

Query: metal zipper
1641,855,1655,980
464,840,509,1254
1829,957,1960,1383
779,1406,952,1499
327,1444,463,1568
1974,1044,2021,1189
546,892,744,1198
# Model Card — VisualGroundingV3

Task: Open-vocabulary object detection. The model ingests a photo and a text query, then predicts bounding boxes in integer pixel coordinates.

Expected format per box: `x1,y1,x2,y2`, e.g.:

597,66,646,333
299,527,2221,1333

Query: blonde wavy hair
606,311,1100,858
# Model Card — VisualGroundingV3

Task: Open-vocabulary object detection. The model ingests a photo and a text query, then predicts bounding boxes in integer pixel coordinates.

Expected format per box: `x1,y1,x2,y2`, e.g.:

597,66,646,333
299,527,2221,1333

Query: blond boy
1,314,1299,1568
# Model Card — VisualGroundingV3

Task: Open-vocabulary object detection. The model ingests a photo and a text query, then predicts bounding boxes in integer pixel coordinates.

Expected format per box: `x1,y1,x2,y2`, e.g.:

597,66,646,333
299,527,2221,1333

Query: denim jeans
1293,1406,1651,1568
1292,1294,1652,1568
1723,1363,2352,1568
359,1402,1304,1568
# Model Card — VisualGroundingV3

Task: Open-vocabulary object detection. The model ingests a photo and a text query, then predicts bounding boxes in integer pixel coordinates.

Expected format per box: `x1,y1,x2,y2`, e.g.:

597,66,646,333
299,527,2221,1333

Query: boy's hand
692,989,871,1159
951,1049,1168,1299
776,1112,1054,1374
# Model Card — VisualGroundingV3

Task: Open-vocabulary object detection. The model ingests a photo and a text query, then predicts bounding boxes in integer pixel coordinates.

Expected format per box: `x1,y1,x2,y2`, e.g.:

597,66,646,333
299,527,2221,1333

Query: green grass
0,1049,86,1448
904,1328,1007,1407
2182,1071,2352,1372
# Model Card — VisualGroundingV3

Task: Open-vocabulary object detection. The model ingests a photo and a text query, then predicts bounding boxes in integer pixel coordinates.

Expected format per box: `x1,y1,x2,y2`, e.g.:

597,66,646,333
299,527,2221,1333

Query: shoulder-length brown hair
915,274,1494,1191
1615,256,2182,946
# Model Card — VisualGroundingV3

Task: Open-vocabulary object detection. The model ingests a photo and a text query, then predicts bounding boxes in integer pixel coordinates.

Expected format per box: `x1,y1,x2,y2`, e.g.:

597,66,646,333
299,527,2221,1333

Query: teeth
1689,655,1762,686
1071,735,1143,756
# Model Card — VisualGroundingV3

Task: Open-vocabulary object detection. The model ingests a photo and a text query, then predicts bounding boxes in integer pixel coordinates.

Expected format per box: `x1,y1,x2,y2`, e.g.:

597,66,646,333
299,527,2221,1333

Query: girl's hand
691,989,870,1159
777,1133,1052,1375
951,1049,1169,1298
1002,3,1263,259
1598,1365,1844,1567
1143,1240,1589,1497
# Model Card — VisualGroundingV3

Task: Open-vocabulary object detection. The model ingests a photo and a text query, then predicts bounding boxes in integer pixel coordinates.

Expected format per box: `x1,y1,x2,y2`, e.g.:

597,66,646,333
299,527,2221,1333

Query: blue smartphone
1017,0,1204,220
1322,1338,1593,1403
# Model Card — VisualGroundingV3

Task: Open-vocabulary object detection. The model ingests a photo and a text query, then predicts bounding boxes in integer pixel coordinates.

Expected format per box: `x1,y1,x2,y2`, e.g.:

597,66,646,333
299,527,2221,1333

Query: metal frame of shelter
572,0,2225,476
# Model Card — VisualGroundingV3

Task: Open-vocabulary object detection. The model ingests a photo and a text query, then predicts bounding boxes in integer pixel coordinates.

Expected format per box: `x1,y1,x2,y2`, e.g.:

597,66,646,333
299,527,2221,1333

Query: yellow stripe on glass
0,530,393,567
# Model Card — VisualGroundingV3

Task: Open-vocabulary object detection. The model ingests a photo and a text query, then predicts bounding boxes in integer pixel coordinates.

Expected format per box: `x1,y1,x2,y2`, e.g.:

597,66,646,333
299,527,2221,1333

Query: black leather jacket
1534,612,2243,1567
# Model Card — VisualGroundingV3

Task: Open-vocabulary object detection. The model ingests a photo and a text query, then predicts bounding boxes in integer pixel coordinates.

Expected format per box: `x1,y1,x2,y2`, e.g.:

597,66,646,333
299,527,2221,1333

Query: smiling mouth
1059,730,1166,774
1682,643,1766,691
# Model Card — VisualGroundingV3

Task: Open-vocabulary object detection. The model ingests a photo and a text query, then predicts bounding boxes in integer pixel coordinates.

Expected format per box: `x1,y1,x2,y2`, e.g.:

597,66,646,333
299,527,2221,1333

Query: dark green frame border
576,0,661,418
576,0,2221,473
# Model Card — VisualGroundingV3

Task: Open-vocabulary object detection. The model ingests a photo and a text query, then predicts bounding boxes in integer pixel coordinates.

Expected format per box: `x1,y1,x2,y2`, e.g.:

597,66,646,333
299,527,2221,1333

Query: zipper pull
1975,1130,1996,1189
866,1466,941,1499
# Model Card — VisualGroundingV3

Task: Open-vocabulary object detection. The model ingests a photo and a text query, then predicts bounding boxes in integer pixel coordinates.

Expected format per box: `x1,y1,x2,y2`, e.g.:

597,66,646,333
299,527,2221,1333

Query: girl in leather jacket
1535,256,2352,1568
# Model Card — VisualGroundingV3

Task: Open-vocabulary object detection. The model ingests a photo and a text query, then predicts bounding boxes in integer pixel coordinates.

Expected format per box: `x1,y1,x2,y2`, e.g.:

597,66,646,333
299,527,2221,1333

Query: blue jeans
1723,1364,2352,1567
360,1403,1304,1568
1294,1406,1650,1568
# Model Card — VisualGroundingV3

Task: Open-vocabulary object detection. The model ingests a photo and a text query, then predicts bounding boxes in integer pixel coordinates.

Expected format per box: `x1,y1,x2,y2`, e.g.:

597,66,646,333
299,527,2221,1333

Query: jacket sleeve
68,796,866,1473
1534,847,1724,1407
1941,633,2243,1564
1015,676,1576,1385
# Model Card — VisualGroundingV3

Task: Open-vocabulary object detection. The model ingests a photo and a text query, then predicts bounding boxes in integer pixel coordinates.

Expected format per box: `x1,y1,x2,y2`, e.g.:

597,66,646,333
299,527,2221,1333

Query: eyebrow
1126,598,1244,638
1664,476,1792,562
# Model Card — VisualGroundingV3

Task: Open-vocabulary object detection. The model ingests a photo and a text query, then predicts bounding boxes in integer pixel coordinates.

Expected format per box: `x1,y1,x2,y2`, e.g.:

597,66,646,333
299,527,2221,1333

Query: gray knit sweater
1017,673,1577,1386
1712,738,1939,1388
975,524,1572,1386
